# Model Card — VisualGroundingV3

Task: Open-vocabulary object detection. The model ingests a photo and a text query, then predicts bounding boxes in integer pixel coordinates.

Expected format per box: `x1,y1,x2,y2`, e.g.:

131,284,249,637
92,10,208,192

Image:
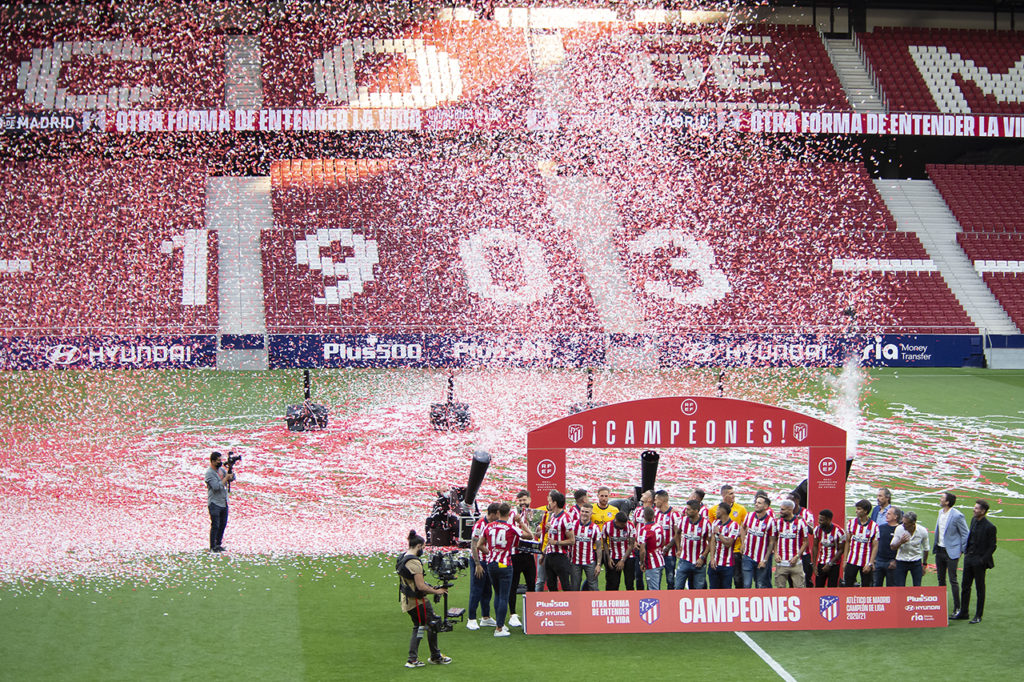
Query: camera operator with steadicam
205,451,240,553
398,531,453,669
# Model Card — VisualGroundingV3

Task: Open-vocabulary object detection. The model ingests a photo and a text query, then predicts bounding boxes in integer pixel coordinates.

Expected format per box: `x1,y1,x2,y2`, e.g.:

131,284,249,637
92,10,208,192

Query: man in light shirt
933,492,969,615
891,510,930,586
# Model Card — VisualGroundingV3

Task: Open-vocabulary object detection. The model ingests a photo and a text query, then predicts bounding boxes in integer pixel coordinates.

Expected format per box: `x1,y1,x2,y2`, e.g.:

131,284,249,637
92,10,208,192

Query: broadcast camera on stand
429,373,471,431
568,367,606,415
424,450,491,547
285,369,329,431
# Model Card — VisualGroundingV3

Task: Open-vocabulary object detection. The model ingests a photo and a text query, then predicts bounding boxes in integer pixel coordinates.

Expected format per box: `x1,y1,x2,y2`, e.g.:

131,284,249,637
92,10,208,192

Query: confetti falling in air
0,1,1009,594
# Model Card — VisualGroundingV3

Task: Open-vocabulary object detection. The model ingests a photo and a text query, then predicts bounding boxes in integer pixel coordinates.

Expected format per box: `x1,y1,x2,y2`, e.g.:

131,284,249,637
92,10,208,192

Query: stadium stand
260,18,533,111
1,5,226,111
560,22,849,111
858,27,1024,114
0,159,217,334
261,156,974,335
601,157,972,333
930,164,1024,328
263,158,603,334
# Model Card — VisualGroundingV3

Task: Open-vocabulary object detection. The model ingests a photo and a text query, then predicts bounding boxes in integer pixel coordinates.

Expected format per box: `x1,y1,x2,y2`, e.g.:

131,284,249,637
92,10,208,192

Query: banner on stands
525,587,948,634
0,335,217,370
4,108,1024,138
267,333,605,369
658,334,983,368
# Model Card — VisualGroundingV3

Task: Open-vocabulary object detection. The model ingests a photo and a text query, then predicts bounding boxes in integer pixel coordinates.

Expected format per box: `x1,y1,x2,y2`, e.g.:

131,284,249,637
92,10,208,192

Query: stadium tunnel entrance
527,396,847,524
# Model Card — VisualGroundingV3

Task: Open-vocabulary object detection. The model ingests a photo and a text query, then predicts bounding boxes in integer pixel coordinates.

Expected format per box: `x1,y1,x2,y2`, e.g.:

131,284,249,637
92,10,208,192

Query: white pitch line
735,631,798,682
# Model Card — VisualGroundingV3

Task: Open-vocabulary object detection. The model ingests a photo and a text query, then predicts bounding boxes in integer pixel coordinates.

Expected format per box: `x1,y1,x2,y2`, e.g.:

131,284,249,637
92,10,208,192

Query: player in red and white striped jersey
773,499,811,588
467,503,498,629
708,503,740,589
637,507,667,590
740,494,777,589
630,490,655,588
843,499,879,588
812,509,846,587
787,491,816,589
543,490,575,591
480,510,525,566
603,511,635,590
688,488,710,522
674,500,711,589
654,490,681,590
479,503,526,635
570,507,604,590
564,489,588,526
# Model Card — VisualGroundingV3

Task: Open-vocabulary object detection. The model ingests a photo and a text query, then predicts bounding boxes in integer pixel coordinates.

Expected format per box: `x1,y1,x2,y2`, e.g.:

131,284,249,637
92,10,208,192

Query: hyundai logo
46,344,82,365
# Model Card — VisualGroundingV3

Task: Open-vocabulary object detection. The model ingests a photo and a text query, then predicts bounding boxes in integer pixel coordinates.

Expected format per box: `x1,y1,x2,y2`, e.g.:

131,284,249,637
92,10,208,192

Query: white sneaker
508,614,522,628
494,626,511,637
466,619,480,630
480,617,497,627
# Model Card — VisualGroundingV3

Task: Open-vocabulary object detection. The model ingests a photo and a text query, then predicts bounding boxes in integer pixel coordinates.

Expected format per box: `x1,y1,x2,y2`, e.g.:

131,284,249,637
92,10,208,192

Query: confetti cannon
425,450,490,547
609,449,661,516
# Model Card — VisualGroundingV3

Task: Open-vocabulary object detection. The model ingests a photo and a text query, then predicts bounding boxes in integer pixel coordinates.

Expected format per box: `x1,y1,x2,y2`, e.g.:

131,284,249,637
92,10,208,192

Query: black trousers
934,546,961,612
508,552,536,615
544,553,573,591
960,561,988,618
605,557,636,591
843,563,871,588
801,554,815,587
407,600,441,662
815,563,840,587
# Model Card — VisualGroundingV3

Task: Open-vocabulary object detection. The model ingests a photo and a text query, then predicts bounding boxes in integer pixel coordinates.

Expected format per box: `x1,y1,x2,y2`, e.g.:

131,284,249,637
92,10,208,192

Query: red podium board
525,587,948,634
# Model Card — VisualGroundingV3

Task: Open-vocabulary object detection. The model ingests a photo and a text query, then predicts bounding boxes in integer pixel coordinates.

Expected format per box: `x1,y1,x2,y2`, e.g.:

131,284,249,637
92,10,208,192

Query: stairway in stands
824,36,886,113
207,177,273,369
873,179,1019,334
224,35,263,108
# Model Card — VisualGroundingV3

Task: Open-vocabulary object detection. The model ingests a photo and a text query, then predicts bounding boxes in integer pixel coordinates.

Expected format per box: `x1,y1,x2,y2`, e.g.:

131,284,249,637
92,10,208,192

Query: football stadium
1,0,1023,678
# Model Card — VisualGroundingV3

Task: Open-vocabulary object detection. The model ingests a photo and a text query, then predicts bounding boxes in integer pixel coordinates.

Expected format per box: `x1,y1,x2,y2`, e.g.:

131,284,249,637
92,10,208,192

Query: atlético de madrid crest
639,598,660,625
567,423,583,443
819,595,839,622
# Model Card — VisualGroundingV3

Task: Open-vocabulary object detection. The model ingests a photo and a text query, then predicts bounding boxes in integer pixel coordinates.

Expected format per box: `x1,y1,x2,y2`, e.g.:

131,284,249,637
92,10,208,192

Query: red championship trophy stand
524,397,947,634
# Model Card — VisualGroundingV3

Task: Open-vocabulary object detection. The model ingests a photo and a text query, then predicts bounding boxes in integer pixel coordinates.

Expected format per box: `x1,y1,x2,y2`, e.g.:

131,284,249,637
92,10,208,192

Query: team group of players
465,484,900,635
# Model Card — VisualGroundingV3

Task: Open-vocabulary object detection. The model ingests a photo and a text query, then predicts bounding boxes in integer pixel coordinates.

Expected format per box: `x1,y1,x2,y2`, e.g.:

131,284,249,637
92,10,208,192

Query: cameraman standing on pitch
398,531,452,668
205,451,235,552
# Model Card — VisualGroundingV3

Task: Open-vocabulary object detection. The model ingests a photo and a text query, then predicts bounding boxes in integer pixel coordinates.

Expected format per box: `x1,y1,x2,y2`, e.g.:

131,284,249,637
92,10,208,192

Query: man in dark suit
950,499,997,624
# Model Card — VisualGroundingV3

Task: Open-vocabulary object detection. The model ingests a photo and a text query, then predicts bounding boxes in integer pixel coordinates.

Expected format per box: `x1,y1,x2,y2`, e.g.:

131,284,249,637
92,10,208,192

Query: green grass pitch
1,367,1023,680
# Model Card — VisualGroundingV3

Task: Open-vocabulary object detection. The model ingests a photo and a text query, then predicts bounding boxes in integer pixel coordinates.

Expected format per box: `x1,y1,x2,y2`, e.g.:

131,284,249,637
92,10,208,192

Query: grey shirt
206,466,228,507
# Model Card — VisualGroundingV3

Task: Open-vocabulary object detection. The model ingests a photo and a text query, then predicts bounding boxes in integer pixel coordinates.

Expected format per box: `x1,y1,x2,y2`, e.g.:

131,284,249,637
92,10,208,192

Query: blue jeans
707,565,733,589
208,502,228,549
674,559,707,589
894,559,923,587
662,555,677,589
468,557,492,619
644,567,663,590
872,559,896,587
741,555,773,589
486,563,513,629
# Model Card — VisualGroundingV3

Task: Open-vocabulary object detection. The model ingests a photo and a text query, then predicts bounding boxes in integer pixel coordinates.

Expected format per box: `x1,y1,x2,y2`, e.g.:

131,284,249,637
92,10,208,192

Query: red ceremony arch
527,396,848,524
